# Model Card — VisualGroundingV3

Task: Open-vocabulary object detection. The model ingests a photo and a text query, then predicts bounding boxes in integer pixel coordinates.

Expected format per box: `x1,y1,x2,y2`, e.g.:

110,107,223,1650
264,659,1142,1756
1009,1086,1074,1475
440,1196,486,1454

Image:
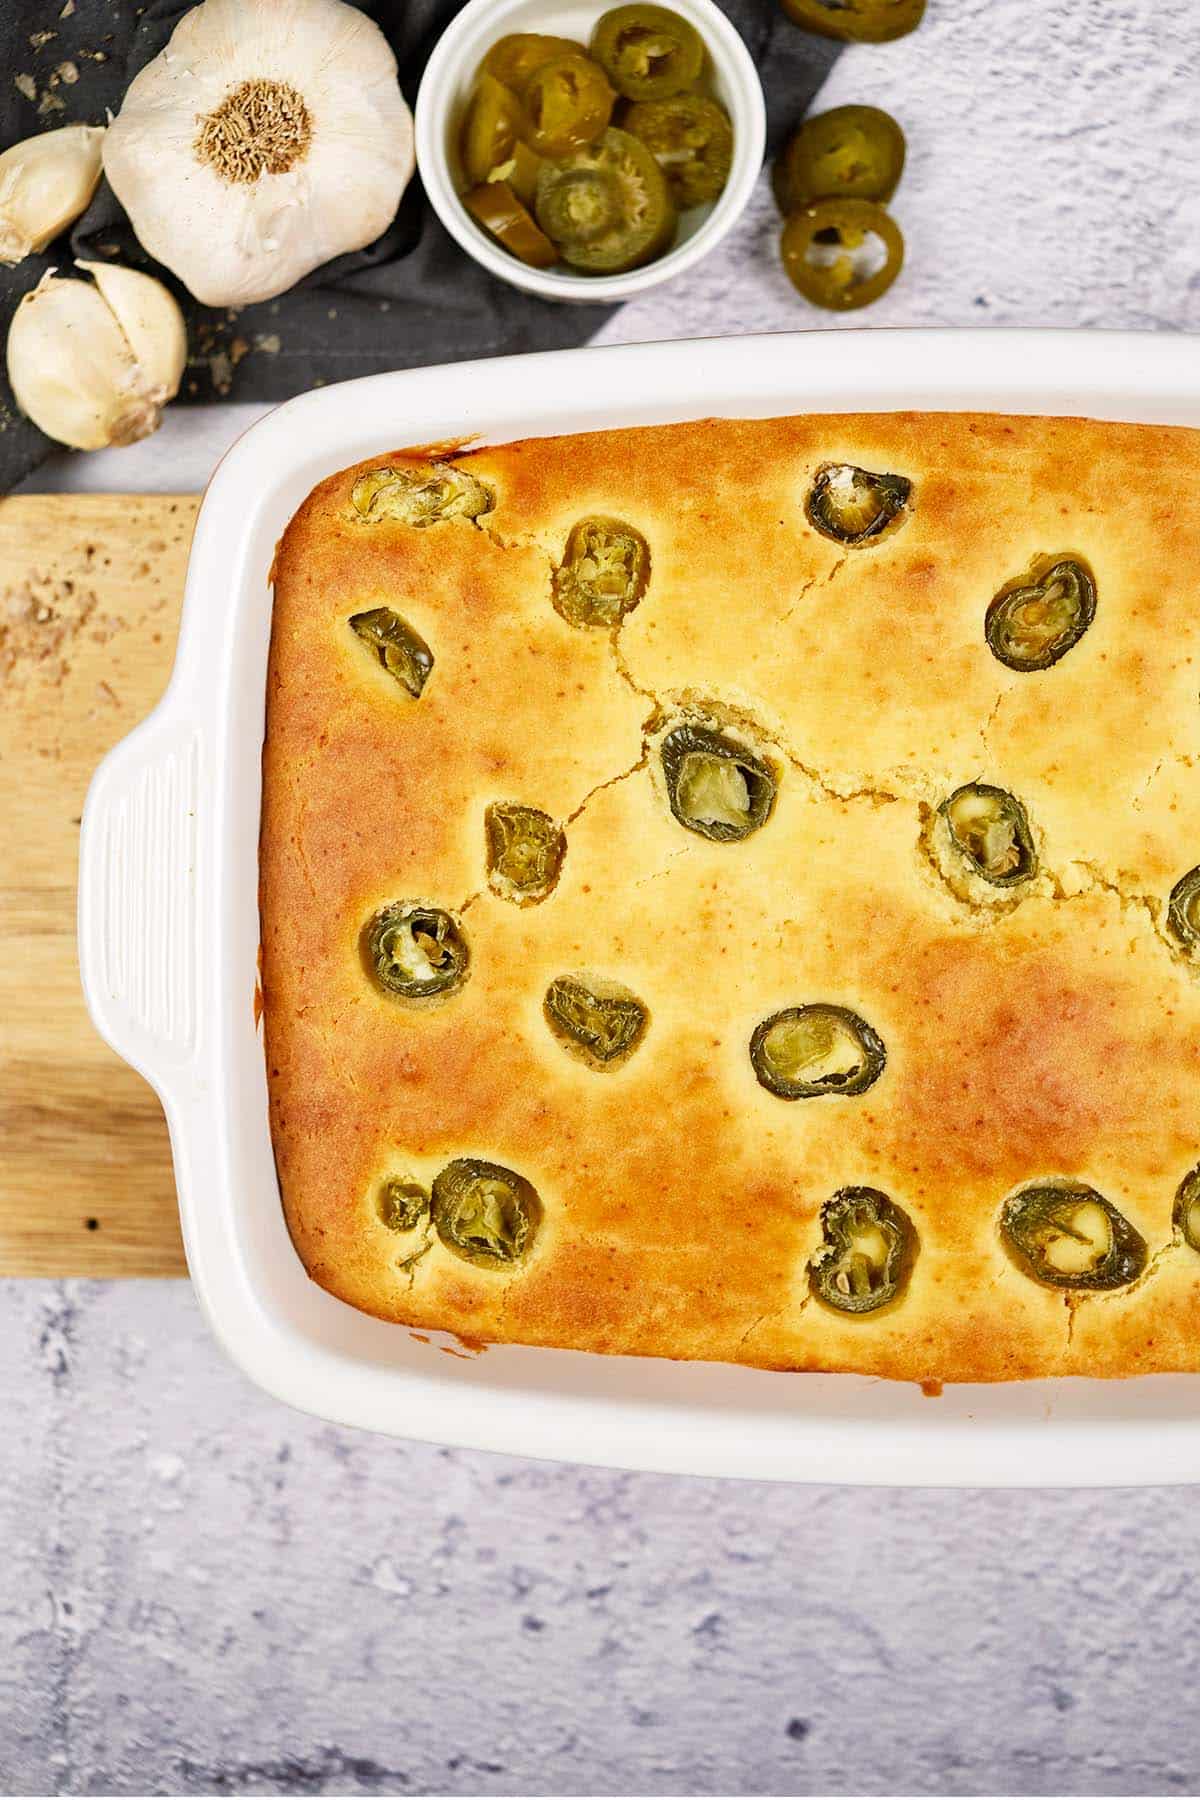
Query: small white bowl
415,0,767,303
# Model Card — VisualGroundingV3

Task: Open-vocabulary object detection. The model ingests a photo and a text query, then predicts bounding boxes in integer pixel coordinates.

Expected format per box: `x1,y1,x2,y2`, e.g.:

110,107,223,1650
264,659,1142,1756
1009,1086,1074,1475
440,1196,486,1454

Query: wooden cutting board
1,494,199,1276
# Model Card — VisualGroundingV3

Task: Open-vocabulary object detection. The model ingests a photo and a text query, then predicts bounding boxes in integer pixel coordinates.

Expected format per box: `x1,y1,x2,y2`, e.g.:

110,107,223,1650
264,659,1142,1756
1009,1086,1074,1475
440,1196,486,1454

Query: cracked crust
261,413,1200,1382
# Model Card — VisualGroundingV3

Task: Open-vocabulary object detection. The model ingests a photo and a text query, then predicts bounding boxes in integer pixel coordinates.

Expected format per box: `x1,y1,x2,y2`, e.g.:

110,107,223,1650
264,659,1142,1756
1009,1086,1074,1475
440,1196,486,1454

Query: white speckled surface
6,1,1200,1793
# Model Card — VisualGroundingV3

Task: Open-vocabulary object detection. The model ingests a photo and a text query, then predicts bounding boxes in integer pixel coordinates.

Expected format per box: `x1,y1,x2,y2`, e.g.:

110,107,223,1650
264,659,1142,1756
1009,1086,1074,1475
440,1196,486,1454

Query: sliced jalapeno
808,1186,917,1314
1174,1166,1200,1255
377,1178,430,1234
779,0,926,43
622,94,733,208
773,104,905,214
544,973,649,1067
348,607,434,699
1000,1182,1147,1291
552,515,650,627
460,74,526,186
483,33,584,90
1168,866,1200,953
362,903,469,1001
939,783,1038,887
985,555,1097,672
806,462,910,544
432,1158,542,1269
781,198,904,311
350,463,493,527
591,4,704,101
485,802,566,904
535,127,675,273
483,139,545,206
464,181,557,268
520,52,615,156
750,1004,886,1099
660,723,777,842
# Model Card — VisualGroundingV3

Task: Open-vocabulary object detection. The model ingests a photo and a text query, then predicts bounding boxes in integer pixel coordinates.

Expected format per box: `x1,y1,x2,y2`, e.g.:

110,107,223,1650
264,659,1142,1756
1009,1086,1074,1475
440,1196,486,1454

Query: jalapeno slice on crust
483,33,584,90
1168,865,1200,953
485,803,566,904
377,1178,430,1234
544,974,649,1067
535,128,675,273
806,461,911,544
1175,1166,1200,1255
781,198,904,311
940,783,1038,887
985,555,1097,672
363,903,469,1001
460,74,526,185
348,607,434,698
350,463,493,527
521,52,615,156
779,0,925,42
591,4,704,100
661,723,777,842
751,1004,886,1099
622,94,733,208
773,104,905,214
808,1187,917,1314
552,515,650,627
464,181,558,267
1000,1182,1147,1291
432,1158,542,1268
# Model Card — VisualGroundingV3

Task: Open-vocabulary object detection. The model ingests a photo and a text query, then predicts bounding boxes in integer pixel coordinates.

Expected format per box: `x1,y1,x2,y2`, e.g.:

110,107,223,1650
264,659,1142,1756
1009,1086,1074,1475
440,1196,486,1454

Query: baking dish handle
77,703,203,1098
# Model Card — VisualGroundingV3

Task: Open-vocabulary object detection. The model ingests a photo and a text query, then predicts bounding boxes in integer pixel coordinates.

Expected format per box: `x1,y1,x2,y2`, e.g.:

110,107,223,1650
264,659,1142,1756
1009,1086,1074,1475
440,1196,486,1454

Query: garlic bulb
0,124,105,265
6,261,187,450
102,0,415,308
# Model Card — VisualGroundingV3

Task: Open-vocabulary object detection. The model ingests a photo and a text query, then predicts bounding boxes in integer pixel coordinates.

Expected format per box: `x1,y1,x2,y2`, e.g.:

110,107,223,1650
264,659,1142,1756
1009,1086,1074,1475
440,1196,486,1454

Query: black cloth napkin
0,0,837,491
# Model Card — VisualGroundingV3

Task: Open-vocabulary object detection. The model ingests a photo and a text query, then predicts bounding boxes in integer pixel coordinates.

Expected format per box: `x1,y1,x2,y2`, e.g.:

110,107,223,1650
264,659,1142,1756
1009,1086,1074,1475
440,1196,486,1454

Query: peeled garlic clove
6,263,186,451
76,259,188,398
0,124,105,265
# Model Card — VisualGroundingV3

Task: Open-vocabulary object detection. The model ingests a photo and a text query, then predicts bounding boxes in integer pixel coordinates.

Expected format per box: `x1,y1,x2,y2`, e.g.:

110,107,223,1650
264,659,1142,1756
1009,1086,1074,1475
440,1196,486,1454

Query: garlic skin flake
6,262,186,450
0,124,104,265
102,0,416,308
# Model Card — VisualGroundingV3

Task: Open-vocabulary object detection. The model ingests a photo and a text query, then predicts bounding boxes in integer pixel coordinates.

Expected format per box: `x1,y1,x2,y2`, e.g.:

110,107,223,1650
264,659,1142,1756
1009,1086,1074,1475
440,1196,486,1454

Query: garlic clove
6,271,138,450
6,263,186,451
0,124,105,265
75,259,188,399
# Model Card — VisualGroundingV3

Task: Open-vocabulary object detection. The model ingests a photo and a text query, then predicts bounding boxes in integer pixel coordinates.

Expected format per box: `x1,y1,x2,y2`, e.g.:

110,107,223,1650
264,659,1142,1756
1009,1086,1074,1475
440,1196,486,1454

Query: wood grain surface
0,495,199,1276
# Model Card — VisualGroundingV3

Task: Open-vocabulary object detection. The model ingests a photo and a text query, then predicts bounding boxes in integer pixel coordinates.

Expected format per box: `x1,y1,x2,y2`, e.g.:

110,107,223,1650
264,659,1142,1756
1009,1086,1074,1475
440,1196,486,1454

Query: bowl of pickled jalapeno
415,0,765,298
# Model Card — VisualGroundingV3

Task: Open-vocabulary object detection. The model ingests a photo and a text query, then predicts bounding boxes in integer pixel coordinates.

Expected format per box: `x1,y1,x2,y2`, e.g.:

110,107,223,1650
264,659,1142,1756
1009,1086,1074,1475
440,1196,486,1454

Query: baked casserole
261,411,1200,1382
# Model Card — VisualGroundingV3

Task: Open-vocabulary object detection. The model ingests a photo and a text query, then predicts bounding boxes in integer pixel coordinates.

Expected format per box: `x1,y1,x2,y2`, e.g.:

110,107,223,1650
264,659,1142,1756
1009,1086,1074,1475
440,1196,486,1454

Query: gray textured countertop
5,2,1200,1794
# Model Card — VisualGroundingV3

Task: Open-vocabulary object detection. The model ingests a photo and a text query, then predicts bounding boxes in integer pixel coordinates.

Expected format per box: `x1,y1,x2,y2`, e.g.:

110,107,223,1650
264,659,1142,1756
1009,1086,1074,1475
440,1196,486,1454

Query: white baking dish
78,328,1200,1485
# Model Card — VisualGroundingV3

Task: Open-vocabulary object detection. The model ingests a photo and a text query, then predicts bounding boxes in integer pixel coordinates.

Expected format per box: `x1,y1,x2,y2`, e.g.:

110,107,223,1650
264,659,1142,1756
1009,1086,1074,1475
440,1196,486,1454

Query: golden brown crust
261,413,1200,1382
